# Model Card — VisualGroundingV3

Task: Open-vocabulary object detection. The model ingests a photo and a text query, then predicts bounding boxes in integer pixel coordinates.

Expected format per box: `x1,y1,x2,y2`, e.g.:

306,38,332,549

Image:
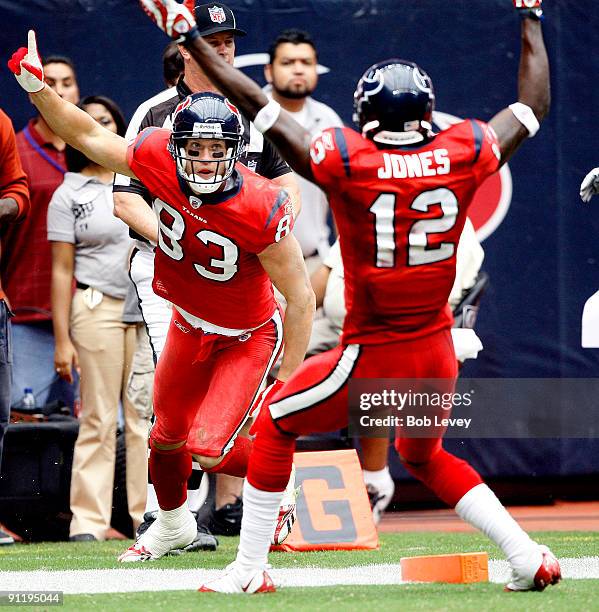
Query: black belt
75,282,119,301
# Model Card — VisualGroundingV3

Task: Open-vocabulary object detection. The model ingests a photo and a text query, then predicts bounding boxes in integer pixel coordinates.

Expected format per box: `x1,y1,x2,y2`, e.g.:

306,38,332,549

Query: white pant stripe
269,344,360,420
220,308,285,455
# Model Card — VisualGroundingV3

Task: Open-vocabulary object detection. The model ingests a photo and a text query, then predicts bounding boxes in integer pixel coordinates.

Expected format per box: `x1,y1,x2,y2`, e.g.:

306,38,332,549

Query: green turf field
1,531,597,611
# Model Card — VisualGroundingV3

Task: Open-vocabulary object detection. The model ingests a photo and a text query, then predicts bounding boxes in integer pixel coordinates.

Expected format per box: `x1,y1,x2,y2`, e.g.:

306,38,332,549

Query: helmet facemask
170,128,244,195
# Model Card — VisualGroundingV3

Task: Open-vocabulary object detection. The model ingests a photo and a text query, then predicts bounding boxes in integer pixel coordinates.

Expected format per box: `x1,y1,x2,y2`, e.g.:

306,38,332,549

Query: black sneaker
366,480,395,525
136,511,158,538
208,496,243,536
69,533,97,542
137,510,219,552
0,528,15,546
168,523,218,554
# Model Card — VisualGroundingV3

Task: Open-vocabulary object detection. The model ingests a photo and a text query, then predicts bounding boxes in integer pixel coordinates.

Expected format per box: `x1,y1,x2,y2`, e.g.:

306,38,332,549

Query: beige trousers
69,290,148,539
125,324,154,421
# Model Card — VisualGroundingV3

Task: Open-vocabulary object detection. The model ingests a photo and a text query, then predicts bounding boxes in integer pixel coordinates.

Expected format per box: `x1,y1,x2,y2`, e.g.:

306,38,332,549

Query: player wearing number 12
8,33,314,561
138,0,561,594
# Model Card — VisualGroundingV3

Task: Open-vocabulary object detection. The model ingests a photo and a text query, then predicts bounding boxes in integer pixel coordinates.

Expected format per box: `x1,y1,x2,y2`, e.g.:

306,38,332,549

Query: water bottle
22,388,36,409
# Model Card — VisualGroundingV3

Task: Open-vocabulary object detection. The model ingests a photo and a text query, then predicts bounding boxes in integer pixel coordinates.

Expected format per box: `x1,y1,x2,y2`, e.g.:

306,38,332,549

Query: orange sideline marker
271,449,378,552
400,551,488,583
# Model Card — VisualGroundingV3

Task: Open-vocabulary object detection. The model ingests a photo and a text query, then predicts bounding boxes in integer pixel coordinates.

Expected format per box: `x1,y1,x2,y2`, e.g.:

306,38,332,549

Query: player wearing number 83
133,93,296,331
137,0,561,594
8,33,314,562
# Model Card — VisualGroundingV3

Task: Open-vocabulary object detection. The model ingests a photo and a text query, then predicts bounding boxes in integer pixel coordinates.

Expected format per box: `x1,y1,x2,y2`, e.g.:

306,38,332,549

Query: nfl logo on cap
208,5,227,23
195,2,247,37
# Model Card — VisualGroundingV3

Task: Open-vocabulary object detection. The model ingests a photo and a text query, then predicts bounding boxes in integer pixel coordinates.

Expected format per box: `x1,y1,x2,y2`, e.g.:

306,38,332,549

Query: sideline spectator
264,28,343,273
1,55,79,411
163,41,184,87
47,96,148,541
0,108,30,546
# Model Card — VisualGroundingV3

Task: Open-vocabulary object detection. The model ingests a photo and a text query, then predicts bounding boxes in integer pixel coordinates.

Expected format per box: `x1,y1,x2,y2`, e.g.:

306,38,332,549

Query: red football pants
151,308,283,457
248,330,482,506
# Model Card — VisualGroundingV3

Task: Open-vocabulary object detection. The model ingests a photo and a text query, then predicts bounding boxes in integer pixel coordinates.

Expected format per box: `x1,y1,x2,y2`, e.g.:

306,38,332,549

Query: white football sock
158,502,192,530
235,480,284,575
363,466,392,490
455,483,537,569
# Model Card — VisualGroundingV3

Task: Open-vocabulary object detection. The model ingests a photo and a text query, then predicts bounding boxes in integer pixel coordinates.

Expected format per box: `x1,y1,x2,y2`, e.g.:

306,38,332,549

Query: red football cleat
532,547,562,591
505,545,561,591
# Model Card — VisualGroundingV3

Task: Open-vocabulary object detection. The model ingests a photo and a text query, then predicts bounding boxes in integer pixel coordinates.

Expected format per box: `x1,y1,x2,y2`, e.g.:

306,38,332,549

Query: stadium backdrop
0,0,598,483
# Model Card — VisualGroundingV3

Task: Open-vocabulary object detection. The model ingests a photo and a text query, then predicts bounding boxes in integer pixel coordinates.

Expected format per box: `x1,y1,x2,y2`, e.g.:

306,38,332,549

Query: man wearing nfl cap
112,1,299,558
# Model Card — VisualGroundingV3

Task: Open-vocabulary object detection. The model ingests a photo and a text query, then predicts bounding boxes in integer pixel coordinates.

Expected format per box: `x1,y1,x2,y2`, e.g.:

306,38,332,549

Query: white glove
580,167,599,203
139,0,197,41
7,30,45,93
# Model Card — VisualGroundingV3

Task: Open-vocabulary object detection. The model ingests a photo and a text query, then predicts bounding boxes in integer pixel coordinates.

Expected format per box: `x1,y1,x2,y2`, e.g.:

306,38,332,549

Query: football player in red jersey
137,0,562,594
8,34,315,563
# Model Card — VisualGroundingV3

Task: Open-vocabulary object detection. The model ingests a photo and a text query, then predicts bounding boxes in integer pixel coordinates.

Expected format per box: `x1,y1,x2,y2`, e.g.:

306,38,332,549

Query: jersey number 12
368,187,458,267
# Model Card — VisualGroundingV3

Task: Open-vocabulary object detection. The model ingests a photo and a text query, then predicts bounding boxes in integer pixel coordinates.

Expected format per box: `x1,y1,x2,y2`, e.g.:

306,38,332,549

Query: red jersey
1,119,66,321
310,121,500,345
127,128,294,330
0,110,30,302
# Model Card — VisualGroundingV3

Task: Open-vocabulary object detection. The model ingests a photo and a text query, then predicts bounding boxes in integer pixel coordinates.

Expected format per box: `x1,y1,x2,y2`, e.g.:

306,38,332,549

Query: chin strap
364,120,433,146
372,130,425,146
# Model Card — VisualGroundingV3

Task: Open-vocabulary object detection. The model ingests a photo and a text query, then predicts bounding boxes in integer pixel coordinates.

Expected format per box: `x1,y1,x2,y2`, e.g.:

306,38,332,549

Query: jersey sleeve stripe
333,127,352,177
469,119,483,164
134,127,160,153
263,190,289,229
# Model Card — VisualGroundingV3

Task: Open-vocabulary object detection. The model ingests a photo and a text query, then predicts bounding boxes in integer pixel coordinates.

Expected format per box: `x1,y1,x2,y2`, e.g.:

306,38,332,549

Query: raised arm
8,31,135,178
489,3,550,165
139,0,314,180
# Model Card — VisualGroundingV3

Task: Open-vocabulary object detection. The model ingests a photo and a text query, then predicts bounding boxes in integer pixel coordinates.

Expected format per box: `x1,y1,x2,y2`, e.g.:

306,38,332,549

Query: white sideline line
1,558,597,593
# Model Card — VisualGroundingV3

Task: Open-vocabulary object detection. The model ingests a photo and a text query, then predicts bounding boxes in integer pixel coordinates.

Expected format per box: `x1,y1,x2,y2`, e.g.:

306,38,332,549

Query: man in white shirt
264,29,343,273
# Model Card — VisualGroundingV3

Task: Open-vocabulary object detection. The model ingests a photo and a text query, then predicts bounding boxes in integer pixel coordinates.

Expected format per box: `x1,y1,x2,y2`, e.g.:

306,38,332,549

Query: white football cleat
118,508,197,562
198,563,276,594
505,544,562,591
272,464,299,545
